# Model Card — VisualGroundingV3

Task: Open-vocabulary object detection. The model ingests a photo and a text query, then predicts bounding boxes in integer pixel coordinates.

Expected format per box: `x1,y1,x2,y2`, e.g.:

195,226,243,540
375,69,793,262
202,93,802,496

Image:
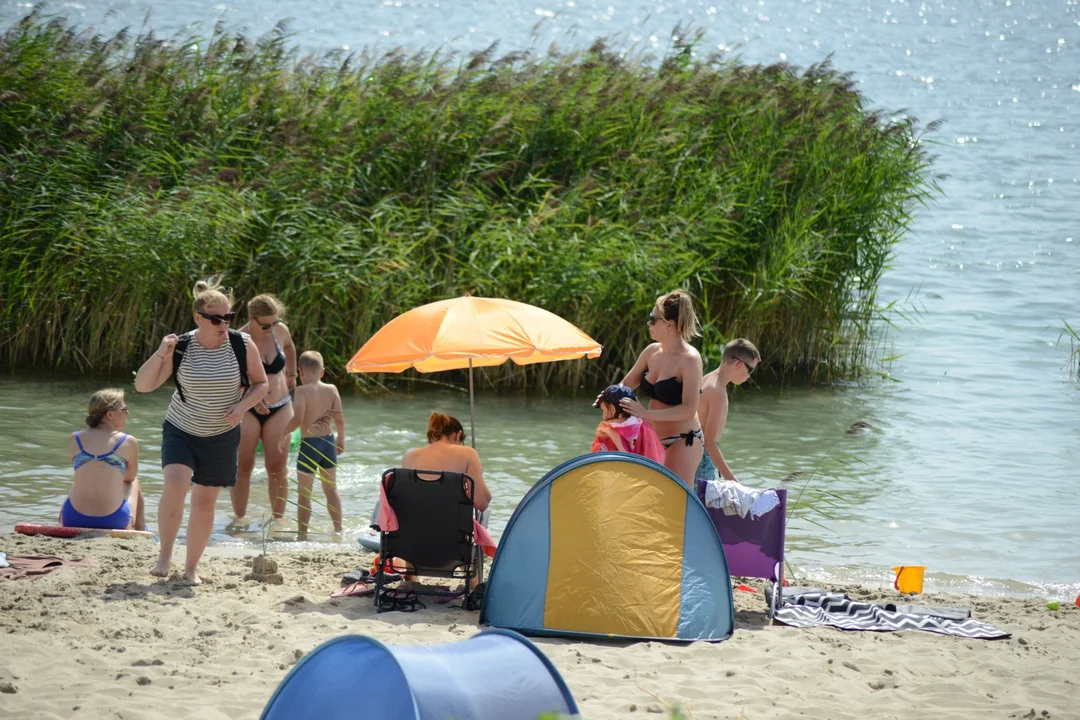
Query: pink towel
591,417,666,464
377,481,398,531
473,522,497,558
331,581,375,598
378,481,497,558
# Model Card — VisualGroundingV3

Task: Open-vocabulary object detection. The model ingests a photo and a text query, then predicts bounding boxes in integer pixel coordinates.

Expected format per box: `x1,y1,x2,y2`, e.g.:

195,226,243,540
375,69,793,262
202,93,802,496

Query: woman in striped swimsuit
135,278,268,584
233,293,297,523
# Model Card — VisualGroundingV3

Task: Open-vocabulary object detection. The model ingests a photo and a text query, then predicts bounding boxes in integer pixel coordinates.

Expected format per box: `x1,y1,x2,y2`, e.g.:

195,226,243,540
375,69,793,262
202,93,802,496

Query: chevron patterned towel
774,592,1010,639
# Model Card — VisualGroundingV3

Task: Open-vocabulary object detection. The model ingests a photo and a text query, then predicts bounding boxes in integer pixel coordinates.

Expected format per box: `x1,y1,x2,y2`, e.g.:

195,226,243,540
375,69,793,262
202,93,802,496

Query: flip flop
376,589,425,613
340,568,403,586
331,581,375,598
340,568,371,586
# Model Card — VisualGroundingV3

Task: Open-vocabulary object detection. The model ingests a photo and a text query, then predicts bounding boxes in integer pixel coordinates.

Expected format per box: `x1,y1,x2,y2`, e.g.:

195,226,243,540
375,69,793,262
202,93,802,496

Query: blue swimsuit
61,433,132,530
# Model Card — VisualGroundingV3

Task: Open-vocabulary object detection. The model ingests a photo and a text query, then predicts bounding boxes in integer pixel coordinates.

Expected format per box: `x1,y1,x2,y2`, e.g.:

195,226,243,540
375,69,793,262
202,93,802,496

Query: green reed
1062,320,1079,381
0,13,940,390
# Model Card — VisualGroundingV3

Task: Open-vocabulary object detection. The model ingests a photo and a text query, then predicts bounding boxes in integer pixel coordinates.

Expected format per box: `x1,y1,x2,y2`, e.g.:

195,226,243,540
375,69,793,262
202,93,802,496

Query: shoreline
200,535,1080,603
7,524,1077,603
1,533,1077,719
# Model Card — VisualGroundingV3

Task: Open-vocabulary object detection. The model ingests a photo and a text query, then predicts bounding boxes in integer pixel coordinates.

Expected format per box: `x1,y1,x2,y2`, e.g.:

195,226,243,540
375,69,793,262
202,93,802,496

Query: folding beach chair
696,480,788,620
372,468,478,612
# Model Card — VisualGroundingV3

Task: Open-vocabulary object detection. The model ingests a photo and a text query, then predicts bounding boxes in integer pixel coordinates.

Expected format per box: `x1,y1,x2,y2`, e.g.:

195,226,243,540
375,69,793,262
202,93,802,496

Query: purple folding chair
696,480,787,620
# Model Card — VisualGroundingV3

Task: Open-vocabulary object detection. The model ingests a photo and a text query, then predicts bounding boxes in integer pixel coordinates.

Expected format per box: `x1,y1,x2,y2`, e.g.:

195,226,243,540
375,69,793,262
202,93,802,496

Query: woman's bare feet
225,515,251,530
182,570,202,585
150,557,170,578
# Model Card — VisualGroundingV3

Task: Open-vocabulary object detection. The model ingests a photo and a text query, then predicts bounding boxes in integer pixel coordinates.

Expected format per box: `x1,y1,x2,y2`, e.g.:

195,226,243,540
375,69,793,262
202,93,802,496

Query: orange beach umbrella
346,296,602,445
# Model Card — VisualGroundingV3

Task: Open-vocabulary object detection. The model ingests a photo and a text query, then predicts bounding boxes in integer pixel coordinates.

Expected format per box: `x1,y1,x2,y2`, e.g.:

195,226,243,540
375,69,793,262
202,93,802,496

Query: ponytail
657,289,701,342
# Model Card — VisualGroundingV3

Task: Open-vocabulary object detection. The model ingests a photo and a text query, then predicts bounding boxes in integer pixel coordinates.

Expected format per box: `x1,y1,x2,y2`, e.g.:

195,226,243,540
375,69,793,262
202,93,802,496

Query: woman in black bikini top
616,290,705,488
234,293,298,524
639,373,685,406
262,338,287,376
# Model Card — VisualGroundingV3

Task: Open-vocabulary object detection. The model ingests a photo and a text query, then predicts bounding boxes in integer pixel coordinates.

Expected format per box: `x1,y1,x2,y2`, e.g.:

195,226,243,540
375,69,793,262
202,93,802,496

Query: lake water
1,0,1078,599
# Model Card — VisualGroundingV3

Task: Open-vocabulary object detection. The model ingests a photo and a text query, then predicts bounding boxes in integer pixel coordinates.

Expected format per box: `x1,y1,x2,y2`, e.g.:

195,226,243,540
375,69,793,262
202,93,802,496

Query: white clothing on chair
704,479,780,519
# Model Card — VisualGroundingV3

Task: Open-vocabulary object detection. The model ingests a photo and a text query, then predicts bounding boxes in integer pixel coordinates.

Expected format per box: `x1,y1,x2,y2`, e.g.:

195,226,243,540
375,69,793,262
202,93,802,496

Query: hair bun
427,412,447,442
86,388,125,428
193,280,210,298
426,412,464,443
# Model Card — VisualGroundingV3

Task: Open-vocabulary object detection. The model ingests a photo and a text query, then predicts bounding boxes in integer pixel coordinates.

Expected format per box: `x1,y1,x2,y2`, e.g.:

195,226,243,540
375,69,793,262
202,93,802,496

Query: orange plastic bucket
892,565,926,594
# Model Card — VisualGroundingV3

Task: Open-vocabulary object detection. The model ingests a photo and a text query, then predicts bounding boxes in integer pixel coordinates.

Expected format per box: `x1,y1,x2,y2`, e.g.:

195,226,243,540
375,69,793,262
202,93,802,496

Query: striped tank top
164,331,248,437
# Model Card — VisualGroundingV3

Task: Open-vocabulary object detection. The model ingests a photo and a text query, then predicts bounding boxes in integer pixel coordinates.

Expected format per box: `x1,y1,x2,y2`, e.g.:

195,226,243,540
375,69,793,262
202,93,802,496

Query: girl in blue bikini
61,389,146,530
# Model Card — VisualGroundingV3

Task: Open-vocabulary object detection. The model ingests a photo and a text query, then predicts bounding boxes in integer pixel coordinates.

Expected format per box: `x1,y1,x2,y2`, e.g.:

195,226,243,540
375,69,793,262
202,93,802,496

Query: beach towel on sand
0,555,91,582
773,591,1009,640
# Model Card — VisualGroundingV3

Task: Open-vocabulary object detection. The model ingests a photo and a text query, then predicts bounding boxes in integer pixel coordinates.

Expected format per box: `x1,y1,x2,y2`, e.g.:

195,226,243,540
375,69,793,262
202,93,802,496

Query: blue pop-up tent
481,453,734,642
262,629,578,720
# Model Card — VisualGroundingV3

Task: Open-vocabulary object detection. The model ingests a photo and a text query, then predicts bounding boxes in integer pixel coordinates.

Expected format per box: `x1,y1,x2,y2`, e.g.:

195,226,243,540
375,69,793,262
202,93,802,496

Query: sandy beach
0,533,1076,720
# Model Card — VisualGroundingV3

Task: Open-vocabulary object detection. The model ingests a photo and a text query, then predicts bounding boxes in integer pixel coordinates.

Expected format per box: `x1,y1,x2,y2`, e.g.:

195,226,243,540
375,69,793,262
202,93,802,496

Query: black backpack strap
172,332,194,403
227,329,250,389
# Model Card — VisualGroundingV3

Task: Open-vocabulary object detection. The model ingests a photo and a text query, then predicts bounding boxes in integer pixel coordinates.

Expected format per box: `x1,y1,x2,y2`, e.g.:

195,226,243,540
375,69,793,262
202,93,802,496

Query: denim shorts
297,435,337,474
161,420,242,487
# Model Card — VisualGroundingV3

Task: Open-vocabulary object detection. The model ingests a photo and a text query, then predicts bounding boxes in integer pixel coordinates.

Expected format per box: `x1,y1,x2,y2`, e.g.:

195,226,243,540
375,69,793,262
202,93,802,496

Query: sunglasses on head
257,319,282,331
198,311,236,326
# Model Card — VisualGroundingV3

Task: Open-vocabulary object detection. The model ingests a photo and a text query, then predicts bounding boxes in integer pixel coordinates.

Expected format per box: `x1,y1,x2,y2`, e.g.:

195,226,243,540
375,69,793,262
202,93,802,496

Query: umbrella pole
468,359,477,449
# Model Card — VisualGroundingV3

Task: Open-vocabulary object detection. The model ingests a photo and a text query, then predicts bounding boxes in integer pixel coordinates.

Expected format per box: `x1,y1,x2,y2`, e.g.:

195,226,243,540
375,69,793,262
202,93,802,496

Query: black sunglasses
198,311,236,326
257,319,282,331
648,314,660,325
741,359,757,375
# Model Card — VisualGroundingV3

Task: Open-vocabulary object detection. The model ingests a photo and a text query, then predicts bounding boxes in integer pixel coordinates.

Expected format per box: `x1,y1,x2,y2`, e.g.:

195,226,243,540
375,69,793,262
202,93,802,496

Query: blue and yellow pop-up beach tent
481,453,734,642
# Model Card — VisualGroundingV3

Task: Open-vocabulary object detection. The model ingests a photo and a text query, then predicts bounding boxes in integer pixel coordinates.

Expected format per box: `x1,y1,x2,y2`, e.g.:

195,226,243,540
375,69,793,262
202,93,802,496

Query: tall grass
0,12,940,390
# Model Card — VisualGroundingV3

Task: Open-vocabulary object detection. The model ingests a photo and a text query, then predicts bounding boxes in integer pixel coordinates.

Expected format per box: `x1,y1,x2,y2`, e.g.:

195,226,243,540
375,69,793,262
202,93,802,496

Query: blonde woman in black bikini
618,289,704,488
234,293,297,523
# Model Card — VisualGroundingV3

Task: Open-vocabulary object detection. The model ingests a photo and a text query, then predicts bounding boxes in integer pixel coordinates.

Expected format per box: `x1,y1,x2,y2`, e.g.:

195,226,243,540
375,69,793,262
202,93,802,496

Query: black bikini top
640,372,684,406
261,335,287,375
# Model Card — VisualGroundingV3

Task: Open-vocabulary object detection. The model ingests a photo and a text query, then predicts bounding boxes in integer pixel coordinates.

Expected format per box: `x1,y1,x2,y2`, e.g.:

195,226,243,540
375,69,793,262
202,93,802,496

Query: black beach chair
372,468,478,612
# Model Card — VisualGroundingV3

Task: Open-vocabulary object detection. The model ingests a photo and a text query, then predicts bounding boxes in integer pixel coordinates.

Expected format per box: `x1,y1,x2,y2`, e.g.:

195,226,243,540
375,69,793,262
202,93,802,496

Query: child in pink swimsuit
591,384,665,464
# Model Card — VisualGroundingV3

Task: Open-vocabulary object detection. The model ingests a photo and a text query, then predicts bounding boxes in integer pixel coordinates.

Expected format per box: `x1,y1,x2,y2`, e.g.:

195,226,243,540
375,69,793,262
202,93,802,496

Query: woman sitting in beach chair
370,413,494,608
401,413,491,512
